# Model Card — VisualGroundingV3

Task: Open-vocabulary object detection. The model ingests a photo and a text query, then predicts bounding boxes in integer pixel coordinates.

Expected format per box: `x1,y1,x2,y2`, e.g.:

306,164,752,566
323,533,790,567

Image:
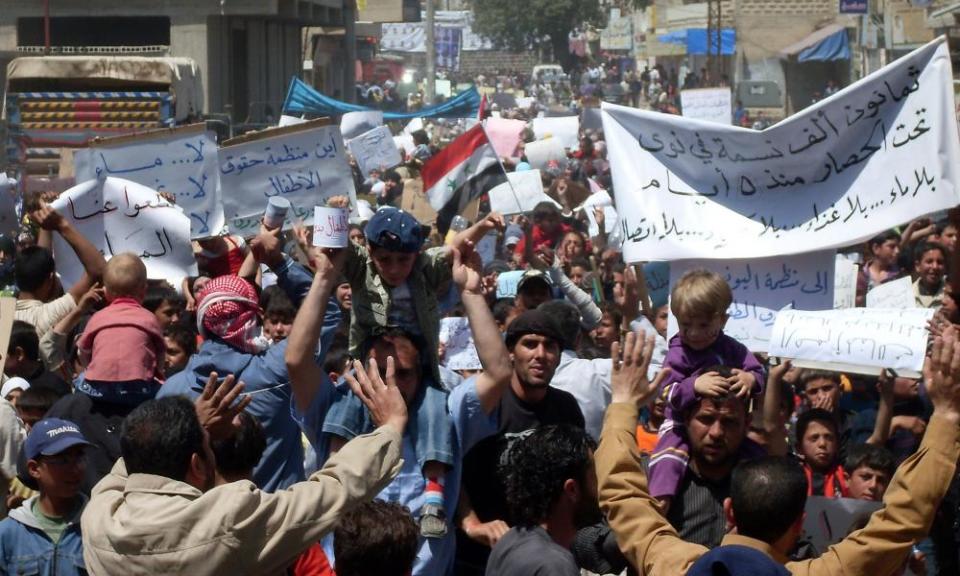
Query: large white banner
220,122,357,235
769,307,933,375
50,177,198,289
603,37,960,262
74,125,225,239
668,251,835,352
680,88,732,125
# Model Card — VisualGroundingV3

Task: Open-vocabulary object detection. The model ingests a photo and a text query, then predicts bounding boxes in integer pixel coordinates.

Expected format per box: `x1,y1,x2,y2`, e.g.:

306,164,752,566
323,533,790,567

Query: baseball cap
364,207,426,253
25,418,93,461
504,224,523,247
517,268,553,293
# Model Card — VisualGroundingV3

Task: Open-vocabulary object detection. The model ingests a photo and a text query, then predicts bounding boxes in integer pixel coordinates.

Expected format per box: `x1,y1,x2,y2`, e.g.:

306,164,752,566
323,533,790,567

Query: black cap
504,309,565,350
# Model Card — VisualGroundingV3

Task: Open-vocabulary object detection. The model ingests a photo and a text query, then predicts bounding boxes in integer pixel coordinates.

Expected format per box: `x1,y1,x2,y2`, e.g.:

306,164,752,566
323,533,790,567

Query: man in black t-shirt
456,310,585,576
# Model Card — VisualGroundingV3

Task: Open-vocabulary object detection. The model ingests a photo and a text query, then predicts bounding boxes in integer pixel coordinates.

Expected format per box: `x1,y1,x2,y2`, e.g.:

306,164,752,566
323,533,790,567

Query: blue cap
25,418,93,460
364,207,426,253
687,545,790,576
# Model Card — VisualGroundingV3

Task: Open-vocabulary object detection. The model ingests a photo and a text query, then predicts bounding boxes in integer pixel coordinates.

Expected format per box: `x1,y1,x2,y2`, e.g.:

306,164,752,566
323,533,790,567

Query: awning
780,24,850,61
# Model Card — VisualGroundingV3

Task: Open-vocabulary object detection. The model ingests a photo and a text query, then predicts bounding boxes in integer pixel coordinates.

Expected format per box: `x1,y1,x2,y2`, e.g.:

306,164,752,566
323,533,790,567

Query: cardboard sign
439,317,482,370
865,276,915,309
220,120,357,236
347,126,403,177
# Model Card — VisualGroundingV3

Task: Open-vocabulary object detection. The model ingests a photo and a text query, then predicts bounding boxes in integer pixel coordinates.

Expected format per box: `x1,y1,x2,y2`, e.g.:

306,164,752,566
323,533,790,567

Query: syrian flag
422,123,508,231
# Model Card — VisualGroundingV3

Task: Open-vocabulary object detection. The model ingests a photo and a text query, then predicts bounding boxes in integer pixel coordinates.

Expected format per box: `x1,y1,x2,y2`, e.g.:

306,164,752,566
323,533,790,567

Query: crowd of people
0,82,958,576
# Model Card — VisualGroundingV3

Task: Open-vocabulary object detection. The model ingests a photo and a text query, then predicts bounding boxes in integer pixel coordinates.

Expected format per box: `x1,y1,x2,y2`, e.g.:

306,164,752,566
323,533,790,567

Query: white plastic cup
263,197,291,229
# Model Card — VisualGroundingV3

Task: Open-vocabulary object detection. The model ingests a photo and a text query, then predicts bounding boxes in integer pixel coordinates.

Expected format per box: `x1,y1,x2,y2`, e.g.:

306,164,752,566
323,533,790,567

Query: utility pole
344,0,357,102
425,0,436,105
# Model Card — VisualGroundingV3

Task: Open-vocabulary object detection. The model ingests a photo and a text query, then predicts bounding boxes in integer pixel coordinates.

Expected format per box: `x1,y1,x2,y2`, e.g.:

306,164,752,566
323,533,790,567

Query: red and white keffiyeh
196,275,268,354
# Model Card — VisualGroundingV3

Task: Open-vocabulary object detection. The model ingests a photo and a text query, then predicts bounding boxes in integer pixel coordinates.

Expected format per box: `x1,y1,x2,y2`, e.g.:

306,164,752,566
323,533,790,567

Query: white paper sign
865,275,915,308
524,138,567,169
769,307,934,373
220,123,357,236
50,177,198,289
585,205,618,237
488,170,558,215
532,116,580,150
279,115,308,127
833,255,858,309
680,88,733,125
669,252,835,352
496,270,525,298
404,118,424,135
347,126,404,177
341,111,383,140
604,38,960,262
485,117,527,159
74,127,225,238
0,176,18,239
439,317,482,370
312,206,349,248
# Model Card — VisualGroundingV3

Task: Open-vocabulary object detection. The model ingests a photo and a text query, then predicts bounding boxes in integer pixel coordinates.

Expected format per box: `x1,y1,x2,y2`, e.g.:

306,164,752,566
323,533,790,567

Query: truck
3,55,202,189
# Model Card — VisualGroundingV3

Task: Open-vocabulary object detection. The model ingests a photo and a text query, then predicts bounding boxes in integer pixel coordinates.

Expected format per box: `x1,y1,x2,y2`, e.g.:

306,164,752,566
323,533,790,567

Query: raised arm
597,332,707,574
31,203,107,301
762,360,790,457
450,212,505,257
865,371,895,446
285,247,345,413
795,331,960,575
453,247,512,413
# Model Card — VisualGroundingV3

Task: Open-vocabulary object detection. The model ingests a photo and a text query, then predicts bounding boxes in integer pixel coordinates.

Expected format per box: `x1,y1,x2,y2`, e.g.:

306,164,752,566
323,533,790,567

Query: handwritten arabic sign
769,307,933,374
439,317,482,371
680,88,732,125
312,206,349,248
668,252,835,352
74,125,225,239
865,276,915,309
50,177,197,289
603,37,960,262
346,126,403,177
833,255,858,309
220,122,357,236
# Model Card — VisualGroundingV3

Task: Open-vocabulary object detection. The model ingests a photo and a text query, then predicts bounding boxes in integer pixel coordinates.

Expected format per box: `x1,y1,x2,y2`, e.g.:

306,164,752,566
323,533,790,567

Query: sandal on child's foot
419,504,448,538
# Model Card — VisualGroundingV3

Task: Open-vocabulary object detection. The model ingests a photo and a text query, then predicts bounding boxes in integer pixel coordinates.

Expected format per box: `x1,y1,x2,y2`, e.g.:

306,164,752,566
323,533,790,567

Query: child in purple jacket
649,269,766,509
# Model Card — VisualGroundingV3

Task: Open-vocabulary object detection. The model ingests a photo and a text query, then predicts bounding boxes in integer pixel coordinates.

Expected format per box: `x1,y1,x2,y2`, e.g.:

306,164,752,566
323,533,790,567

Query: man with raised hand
596,328,960,575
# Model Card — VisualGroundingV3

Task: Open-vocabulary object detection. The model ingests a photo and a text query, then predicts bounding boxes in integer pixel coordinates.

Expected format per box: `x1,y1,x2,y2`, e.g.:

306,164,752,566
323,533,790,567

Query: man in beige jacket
81,360,407,575
597,330,960,576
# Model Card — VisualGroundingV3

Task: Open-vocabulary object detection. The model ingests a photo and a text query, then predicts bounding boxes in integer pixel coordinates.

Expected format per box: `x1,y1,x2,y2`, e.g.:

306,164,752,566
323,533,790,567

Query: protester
794,409,848,498
844,444,896,501
486,425,599,575
596,328,960,574
333,501,419,576
81,371,404,574
0,418,92,575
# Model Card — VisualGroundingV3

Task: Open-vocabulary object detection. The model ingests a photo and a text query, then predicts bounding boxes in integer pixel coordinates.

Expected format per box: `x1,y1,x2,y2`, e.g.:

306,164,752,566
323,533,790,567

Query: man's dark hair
334,500,419,576
8,320,39,360
537,300,581,350
143,281,183,312
730,457,808,542
211,411,266,479
867,230,901,248
323,345,350,377
261,286,296,321
383,169,403,185
597,301,622,327
14,246,55,293
492,298,516,326
569,256,592,271
503,424,596,526
795,408,839,444
164,322,198,358
844,443,896,478
16,386,59,415
913,241,946,263
121,397,204,480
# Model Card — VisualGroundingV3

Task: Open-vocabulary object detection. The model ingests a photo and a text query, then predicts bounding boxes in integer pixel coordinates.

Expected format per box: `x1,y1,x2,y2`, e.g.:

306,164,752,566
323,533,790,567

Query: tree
467,0,602,70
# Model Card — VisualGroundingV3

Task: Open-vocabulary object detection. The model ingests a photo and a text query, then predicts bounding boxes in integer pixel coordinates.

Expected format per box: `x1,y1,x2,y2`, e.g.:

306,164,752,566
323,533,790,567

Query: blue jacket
161,256,341,491
0,497,86,576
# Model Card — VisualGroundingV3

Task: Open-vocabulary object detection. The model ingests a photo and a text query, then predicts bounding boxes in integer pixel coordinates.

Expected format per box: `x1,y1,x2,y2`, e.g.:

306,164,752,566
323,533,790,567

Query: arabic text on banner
668,251,835,352
768,307,934,374
50,177,198,289
220,124,358,235
603,37,960,262
74,127,225,239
